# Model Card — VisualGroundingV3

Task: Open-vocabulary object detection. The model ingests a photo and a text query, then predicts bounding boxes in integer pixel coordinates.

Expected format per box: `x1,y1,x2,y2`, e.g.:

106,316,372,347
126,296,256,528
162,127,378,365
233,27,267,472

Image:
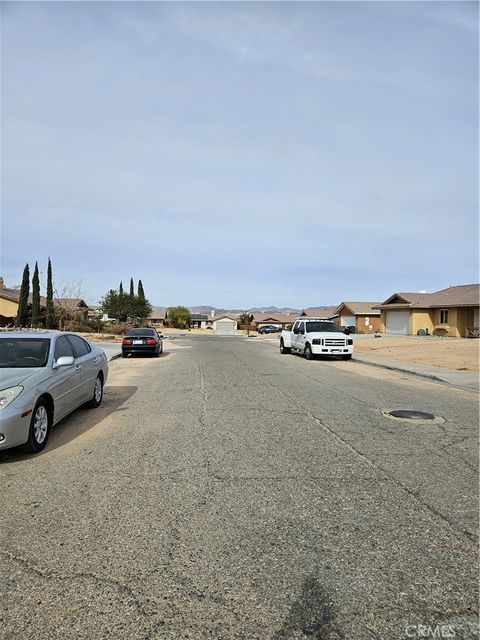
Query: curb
352,356,445,383
352,356,477,392
109,353,122,361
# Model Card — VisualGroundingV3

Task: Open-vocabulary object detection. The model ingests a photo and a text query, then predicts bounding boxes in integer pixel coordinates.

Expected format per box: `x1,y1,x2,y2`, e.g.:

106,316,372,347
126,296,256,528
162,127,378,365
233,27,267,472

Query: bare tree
53,279,88,330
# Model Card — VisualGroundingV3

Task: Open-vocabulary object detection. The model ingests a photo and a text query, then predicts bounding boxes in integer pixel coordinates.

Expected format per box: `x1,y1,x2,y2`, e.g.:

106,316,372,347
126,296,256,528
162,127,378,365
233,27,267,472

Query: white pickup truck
280,317,354,360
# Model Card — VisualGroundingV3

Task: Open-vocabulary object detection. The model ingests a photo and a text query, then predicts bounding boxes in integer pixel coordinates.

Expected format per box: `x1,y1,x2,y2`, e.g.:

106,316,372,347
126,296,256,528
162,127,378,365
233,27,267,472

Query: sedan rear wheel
24,399,51,453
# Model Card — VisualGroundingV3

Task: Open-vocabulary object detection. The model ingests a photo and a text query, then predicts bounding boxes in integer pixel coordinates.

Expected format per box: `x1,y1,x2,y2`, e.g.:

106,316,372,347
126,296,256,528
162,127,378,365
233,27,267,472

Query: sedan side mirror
54,356,75,369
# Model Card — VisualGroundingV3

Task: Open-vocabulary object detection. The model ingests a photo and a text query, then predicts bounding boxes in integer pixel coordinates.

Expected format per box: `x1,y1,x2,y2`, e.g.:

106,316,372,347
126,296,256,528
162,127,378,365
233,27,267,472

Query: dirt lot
354,335,480,371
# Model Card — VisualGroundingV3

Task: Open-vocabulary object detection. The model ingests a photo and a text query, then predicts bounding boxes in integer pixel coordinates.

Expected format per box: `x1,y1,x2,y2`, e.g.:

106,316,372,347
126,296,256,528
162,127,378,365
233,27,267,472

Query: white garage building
213,315,238,335
385,310,410,335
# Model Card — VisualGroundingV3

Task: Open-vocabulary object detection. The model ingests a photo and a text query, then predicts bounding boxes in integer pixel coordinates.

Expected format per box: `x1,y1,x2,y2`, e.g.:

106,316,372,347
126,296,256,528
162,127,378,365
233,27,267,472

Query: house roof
0,286,47,306
333,301,382,316
54,298,89,309
376,284,480,310
252,312,297,324
149,306,167,320
213,315,237,322
302,306,338,319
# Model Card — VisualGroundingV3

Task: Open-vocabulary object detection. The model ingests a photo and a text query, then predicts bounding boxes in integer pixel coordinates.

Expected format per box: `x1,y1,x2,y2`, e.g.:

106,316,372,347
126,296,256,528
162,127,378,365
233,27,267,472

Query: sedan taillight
122,338,132,345
146,339,157,345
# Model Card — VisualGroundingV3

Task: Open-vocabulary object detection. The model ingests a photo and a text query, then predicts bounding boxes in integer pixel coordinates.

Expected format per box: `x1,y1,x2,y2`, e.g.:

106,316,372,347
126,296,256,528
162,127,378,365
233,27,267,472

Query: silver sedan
0,331,108,453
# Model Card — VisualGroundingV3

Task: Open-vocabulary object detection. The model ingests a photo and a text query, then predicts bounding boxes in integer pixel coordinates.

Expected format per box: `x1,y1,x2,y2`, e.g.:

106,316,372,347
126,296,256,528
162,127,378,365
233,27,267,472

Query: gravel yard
354,335,480,371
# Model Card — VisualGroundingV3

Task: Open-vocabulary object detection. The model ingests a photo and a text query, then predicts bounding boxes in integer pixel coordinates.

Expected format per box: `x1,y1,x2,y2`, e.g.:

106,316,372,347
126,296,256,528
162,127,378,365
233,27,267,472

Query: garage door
340,315,355,327
215,320,236,335
386,311,409,335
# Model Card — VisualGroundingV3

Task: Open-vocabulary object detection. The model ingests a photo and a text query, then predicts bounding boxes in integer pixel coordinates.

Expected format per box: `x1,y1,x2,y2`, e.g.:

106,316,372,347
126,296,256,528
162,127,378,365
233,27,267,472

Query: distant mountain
247,306,301,314
187,305,335,316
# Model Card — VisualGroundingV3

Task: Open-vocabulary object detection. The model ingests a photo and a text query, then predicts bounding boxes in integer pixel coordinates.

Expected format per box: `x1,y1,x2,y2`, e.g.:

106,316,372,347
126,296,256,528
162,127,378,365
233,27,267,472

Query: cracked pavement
1,335,478,639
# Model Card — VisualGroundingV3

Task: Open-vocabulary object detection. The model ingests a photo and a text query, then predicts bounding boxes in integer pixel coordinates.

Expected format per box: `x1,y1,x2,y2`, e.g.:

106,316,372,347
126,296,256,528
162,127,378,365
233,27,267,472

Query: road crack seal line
198,363,214,501
230,351,477,544
2,549,159,624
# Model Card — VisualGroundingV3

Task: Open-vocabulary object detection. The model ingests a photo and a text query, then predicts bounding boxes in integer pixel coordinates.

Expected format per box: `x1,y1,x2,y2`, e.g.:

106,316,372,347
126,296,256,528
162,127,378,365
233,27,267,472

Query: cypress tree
136,280,151,321
45,258,54,329
31,262,40,327
138,279,145,301
129,278,135,301
119,282,124,295
16,264,30,327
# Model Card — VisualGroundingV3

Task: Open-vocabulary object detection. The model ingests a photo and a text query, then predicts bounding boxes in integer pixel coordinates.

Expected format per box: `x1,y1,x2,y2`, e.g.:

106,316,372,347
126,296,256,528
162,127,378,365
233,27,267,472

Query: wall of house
453,308,468,338
466,307,480,332
355,315,381,334
0,297,18,319
410,310,435,335
431,308,457,337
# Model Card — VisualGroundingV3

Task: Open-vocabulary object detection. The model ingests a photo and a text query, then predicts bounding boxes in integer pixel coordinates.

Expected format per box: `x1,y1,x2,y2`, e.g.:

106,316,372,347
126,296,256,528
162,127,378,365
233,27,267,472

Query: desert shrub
102,322,134,335
63,318,93,333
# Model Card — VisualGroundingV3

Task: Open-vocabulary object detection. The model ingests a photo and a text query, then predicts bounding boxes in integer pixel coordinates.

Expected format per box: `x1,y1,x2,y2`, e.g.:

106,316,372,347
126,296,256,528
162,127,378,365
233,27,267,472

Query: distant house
189,313,215,329
301,307,338,320
0,280,47,326
251,312,298,330
213,315,237,335
332,302,381,334
54,298,89,323
89,305,116,323
149,307,167,327
375,284,480,337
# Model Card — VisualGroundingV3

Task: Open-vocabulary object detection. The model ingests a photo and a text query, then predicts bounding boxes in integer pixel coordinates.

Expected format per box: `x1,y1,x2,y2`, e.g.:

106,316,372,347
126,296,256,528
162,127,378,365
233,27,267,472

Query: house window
440,309,449,324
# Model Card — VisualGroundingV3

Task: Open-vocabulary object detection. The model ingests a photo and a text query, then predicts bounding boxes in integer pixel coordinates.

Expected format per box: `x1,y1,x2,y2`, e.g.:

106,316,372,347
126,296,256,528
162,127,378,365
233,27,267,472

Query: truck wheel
342,354,352,360
280,339,291,354
304,344,314,360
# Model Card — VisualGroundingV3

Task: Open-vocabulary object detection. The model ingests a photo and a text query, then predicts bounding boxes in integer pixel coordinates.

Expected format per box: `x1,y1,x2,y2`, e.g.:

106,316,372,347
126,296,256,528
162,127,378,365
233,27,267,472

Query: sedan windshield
0,338,51,368
306,322,340,333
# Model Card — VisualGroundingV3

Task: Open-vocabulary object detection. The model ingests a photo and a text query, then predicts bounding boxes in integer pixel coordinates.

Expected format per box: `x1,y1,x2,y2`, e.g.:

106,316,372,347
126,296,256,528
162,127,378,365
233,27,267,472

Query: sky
1,1,478,309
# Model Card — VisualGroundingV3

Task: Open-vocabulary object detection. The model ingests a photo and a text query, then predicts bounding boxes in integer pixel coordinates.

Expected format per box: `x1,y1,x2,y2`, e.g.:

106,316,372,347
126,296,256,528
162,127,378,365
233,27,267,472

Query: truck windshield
306,322,339,333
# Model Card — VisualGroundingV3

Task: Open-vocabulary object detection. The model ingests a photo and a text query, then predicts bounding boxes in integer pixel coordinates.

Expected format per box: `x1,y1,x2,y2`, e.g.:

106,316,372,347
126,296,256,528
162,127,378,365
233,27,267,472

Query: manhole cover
389,410,435,420
382,409,445,424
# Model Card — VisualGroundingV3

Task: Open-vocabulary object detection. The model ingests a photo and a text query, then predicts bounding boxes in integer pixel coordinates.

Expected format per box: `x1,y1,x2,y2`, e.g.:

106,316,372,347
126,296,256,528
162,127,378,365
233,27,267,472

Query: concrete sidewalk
90,341,122,361
353,353,479,392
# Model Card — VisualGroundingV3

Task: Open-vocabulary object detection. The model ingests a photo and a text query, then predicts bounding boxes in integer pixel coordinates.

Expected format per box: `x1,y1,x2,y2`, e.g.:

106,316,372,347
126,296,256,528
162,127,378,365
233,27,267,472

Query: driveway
1,335,478,639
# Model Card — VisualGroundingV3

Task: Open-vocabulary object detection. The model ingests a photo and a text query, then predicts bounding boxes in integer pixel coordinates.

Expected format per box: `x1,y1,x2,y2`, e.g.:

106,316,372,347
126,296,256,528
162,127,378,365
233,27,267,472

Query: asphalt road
1,336,478,639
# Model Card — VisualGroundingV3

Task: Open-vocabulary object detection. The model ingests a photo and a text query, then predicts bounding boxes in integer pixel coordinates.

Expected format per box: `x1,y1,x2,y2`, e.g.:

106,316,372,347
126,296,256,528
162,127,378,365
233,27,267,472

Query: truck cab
280,318,354,360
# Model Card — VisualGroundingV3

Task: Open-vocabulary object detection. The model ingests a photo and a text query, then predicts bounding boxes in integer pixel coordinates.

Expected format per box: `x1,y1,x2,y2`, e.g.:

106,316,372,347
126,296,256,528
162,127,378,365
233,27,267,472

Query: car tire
122,352,127,358
304,343,314,360
87,374,103,408
342,354,352,360
280,339,291,354
24,398,51,453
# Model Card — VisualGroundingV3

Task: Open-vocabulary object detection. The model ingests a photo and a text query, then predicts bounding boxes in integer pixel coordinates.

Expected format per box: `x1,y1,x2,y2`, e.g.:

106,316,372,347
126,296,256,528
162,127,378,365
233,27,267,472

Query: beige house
251,312,298,330
0,282,47,326
332,302,381,334
0,279,90,326
375,284,480,337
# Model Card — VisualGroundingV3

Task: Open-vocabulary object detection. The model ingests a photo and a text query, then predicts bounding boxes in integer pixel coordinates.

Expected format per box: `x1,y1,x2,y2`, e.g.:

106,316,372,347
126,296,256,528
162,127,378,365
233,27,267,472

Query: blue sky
2,1,478,308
